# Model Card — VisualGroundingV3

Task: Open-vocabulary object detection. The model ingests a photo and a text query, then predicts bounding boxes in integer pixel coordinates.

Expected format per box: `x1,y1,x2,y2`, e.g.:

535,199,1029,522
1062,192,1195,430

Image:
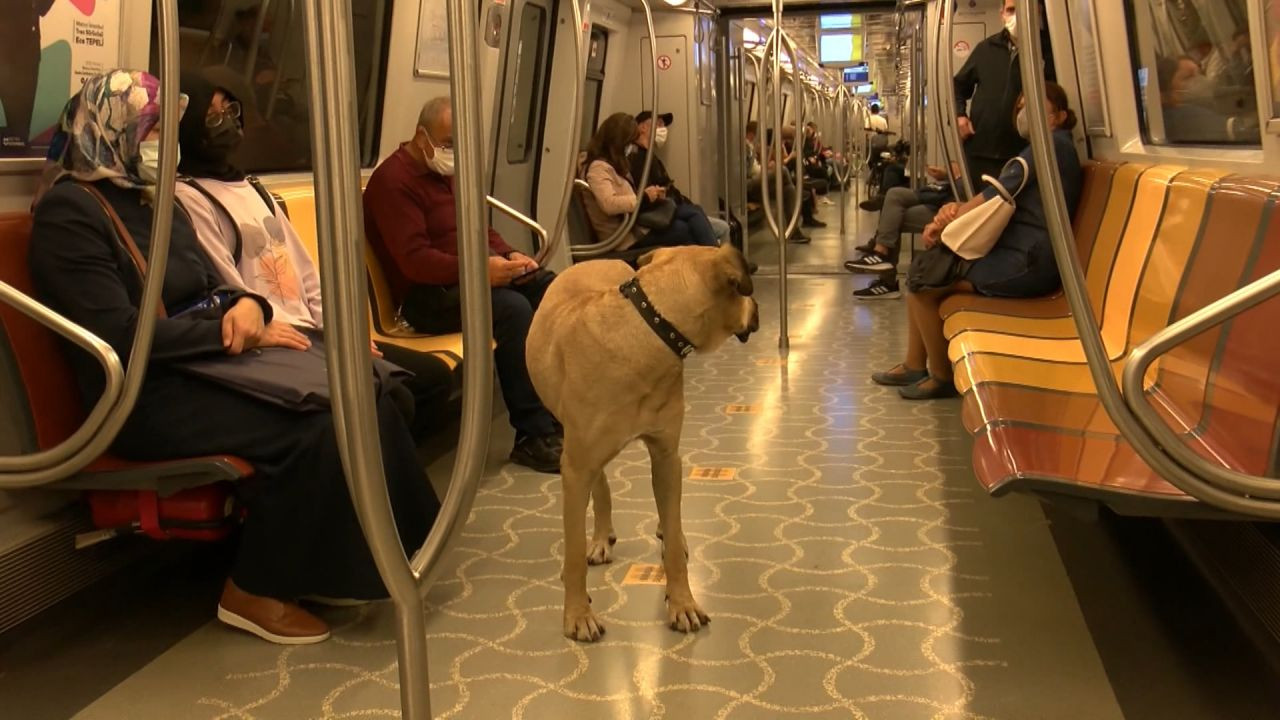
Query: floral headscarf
33,69,187,206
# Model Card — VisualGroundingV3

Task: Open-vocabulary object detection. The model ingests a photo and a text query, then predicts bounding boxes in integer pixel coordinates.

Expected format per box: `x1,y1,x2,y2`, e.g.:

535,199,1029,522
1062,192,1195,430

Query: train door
489,0,557,253
640,35,694,196
580,26,608,151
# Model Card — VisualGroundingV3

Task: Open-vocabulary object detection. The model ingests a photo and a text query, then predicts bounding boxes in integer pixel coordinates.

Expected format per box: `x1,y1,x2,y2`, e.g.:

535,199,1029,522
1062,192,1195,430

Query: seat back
0,213,88,452
1070,161,1121,267
1084,163,1147,315
364,244,404,335
569,184,600,246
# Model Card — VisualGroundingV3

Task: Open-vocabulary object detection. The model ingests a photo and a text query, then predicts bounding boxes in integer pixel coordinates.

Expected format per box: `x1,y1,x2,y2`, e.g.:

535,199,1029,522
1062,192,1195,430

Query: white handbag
941,156,1030,261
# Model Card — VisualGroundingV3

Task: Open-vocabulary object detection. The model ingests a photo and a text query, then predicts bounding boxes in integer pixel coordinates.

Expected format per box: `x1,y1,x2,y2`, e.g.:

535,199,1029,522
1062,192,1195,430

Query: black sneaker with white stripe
853,279,901,300
844,253,893,273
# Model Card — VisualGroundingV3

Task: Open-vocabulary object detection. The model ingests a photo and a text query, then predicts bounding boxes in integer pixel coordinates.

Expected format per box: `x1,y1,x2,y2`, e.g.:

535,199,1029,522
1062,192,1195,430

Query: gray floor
67,200,1127,718
746,185,900,277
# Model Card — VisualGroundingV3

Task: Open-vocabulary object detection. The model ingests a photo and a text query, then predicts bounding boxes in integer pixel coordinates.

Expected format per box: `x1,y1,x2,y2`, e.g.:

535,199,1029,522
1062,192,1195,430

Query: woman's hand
370,339,383,358
221,297,265,355
257,320,311,351
923,221,942,249
934,202,961,226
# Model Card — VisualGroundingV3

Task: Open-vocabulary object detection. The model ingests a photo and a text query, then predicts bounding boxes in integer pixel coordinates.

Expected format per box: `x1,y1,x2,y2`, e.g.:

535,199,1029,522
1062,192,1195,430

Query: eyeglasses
206,101,242,128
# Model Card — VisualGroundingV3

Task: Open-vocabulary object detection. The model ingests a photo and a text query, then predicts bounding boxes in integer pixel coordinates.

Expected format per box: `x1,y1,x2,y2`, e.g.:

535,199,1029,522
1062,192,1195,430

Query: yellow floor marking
756,357,787,366
622,564,667,585
725,404,762,414
690,467,737,481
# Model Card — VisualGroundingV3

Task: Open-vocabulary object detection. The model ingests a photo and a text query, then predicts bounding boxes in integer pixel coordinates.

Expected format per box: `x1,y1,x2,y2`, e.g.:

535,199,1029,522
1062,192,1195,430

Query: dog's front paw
564,605,606,642
666,597,710,634
586,535,615,565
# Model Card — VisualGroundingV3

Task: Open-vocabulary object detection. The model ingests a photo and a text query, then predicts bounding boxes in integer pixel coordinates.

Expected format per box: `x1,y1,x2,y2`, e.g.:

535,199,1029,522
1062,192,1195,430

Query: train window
580,27,608,149
1126,0,1260,146
505,3,550,164
160,0,393,173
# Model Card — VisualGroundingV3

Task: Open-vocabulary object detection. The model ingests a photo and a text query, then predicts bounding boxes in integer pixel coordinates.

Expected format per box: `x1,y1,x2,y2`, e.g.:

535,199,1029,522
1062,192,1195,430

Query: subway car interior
4,0,1280,717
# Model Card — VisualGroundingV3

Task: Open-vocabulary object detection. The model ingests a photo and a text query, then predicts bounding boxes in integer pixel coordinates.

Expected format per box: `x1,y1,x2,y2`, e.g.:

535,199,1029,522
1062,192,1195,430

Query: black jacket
628,147,687,209
953,30,1056,162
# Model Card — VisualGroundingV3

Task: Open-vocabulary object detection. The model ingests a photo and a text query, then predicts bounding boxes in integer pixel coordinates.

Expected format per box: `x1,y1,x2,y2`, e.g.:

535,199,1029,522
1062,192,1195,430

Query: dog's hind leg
561,440,606,642
644,432,709,634
587,471,616,565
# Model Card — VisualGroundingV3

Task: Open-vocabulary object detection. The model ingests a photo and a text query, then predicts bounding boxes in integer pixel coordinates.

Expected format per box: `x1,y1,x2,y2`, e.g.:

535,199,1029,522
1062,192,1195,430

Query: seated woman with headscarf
28,70,440,645
173,70,456,440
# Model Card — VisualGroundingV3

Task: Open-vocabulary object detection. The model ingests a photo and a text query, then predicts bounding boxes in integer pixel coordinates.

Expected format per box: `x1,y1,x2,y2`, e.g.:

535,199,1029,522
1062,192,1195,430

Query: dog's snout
736,300,760,343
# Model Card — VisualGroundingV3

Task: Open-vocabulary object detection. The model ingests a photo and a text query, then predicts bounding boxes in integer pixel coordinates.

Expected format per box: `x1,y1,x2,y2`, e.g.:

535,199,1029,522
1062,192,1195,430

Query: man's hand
257,320,311,351
644,185,666,202
926,164,947,181
488,256,529,287
508,252,539,284
221,297,265,355
957,116,975,141
370,339,383,358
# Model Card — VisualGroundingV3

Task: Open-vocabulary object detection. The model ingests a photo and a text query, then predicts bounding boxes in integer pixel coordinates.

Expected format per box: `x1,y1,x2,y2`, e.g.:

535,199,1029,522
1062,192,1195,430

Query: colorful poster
0,0,121,158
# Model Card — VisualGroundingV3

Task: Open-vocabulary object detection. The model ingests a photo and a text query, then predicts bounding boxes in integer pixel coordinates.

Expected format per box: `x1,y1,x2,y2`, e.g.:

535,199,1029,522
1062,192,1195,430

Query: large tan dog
527,243,759,642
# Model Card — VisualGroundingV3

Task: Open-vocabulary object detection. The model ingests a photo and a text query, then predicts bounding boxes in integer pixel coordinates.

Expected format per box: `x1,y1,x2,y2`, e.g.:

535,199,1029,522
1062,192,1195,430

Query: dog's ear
636,250,658,267
719,246,754,296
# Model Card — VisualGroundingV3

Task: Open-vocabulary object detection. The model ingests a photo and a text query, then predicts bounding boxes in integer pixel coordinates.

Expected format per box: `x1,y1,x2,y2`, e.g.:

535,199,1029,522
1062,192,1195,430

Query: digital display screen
842,65,869,84
819,34,855,65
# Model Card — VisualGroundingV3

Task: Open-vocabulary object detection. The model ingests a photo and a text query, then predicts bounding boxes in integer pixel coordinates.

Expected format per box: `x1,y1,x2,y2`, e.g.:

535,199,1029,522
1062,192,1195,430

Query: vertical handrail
589,0,659,253
539,0,589,264
302,2,431,718
0,0,179,485
740,40,755,257
264,0,294,120
1014,1,1280,516
939,0,974,199
926,0,961,202
760,13,804,353
719,30,733,227
244,0,272,85
410,0,497,581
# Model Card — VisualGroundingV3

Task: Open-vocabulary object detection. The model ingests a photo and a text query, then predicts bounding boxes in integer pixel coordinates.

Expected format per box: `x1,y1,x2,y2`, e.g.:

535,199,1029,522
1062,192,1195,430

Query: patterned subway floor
72,276,1124,720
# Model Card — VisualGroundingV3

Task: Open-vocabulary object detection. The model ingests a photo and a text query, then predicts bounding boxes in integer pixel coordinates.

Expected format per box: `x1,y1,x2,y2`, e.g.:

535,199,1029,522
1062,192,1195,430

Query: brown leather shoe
217,579,331,645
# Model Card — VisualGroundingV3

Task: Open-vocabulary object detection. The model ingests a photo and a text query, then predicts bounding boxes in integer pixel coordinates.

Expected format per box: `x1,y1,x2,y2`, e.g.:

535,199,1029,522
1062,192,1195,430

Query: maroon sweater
363,144,514,301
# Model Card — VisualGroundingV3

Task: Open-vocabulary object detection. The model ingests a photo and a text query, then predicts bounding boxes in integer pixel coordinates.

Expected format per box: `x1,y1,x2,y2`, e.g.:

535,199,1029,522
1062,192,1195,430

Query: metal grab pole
244,0,271,84
926,0,961,202
939,0,974,199
0,0,179,485
591,0,659,253
1015,1,1280,517
302,3,433,718
410,0,497,582
539,0,588,265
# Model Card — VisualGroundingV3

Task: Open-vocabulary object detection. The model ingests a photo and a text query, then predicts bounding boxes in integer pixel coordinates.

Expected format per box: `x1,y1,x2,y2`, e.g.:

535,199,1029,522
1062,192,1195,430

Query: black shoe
802,217,827,228
855,238,876,254
898,376,959,400
853,279,901,300
859,197,885,212
788,231,811,244
871,365,927,386
844,253,894,273
510,435,561,474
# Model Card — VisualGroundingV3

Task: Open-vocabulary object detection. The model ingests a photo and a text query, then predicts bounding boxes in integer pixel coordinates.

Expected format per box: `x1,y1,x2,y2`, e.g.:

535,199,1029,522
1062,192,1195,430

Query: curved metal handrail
538,0,589,266
244,0,272,85
1015,1,1280,516
0,0,180,487
488,194,549,253
265,0,295,120
925,0,961,202
1123,267,1280,500
581,0,659,256
938,0,974,199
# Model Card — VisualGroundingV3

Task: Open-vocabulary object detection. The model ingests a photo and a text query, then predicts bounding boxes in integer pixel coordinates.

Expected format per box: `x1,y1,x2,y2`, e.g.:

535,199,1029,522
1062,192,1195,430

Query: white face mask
1003,12,1017,38
654,126,669,149
137,139,179,185
418,127,455,177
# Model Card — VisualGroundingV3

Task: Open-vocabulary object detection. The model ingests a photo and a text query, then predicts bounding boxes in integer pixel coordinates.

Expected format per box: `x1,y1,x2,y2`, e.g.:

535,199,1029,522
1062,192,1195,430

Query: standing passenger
363,97,562,474
29,70,440,644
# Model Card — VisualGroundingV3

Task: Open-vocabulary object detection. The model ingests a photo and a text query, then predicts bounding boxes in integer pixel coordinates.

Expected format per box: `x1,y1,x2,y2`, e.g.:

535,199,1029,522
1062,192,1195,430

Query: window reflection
1132,0,1260,145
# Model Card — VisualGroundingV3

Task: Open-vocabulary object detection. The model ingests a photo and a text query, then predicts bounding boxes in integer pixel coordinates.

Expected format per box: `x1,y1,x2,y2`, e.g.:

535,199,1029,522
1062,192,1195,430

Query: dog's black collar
619,278,696,359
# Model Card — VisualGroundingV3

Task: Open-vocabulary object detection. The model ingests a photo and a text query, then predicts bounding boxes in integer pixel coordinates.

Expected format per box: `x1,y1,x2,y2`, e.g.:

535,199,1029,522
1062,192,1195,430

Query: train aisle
62,271,1128,719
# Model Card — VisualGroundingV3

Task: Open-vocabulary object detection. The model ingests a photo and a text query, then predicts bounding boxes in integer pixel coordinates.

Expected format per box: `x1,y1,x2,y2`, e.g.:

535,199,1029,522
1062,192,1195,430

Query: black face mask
203,121,244,158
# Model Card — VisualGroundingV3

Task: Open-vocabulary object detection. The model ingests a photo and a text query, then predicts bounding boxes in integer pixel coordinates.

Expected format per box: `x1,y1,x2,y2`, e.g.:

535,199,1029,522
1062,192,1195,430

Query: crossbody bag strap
76,182,167,319
179,176,244,265
979,156,1032,205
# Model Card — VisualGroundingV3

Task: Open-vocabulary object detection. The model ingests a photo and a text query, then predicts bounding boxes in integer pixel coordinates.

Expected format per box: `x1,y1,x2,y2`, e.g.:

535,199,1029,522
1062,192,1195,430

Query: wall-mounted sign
657,54,673,71
414,1,450,79
1,0,122,159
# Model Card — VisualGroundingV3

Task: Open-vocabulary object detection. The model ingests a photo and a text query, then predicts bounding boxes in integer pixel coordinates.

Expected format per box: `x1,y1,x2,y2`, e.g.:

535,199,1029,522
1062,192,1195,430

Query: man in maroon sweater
363,97,561,473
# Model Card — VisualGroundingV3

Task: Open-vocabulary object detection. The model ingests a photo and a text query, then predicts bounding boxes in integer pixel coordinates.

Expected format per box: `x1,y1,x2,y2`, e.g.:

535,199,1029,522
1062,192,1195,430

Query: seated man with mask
629,111,728,246
363,96,562,474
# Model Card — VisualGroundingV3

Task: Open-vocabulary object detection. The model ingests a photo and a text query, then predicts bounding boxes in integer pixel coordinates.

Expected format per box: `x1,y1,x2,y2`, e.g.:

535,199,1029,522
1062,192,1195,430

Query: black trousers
378,343,456,440
965,153,1011,185
401,270,558,439
113,369,440,601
